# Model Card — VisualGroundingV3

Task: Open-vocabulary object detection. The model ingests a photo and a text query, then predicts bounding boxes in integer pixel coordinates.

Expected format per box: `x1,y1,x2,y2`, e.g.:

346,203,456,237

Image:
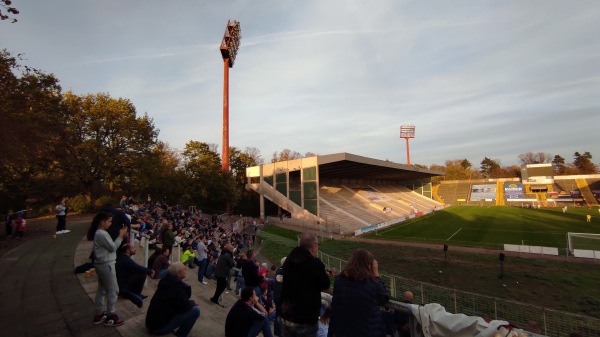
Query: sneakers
201,281,208,285
93,312,107,325
56,230,71,235
104,313,125,327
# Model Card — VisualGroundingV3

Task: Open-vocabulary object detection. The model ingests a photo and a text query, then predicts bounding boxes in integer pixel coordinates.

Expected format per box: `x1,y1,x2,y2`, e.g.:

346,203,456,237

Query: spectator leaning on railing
328,249,390,337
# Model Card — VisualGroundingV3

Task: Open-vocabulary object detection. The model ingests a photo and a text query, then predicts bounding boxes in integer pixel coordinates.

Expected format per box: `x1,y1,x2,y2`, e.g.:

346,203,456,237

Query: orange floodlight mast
219,20,241,173
400,124,415,165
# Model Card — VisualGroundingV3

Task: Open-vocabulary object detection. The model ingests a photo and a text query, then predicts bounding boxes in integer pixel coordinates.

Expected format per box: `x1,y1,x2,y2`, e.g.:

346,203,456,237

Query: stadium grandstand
245,153,444,235
435,163,600,208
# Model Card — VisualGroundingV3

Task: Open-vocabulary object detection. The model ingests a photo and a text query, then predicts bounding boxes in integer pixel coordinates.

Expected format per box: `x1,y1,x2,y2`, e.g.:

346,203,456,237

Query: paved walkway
0,215,269,337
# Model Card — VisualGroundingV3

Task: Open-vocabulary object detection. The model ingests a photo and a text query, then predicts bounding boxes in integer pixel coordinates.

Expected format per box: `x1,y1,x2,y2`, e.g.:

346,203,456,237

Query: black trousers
211,276,227,302
56,215,66,232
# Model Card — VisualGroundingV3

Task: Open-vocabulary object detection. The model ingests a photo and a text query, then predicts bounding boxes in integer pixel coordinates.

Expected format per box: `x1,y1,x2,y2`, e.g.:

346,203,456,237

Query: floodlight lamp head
400,124,415,138
220,20,242,68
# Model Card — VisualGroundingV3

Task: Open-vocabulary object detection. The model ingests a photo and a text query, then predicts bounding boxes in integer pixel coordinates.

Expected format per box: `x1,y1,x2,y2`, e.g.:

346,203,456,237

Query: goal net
567,232,600,258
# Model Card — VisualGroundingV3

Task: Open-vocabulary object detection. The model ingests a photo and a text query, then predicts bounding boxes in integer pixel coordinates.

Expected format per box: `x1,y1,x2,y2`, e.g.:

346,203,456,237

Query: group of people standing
225,232,394,337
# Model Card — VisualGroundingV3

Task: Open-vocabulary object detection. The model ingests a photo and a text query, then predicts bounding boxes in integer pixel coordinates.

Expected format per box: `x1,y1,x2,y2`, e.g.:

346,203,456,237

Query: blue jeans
197,258,207,282
248,315,273,337
150,306,200,337
281,321,318,337
157,268,168,279
267,311,281,336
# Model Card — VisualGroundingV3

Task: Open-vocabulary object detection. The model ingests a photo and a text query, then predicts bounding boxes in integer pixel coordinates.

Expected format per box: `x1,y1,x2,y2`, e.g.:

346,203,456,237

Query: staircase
576,178,599,206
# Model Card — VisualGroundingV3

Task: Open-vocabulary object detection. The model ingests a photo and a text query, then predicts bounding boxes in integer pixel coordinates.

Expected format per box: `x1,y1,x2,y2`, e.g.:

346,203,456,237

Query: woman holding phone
91,211,128,327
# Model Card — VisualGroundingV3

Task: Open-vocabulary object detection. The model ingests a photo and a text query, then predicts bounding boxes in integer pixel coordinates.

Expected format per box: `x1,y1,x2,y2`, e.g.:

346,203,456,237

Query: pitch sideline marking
447,228,462,241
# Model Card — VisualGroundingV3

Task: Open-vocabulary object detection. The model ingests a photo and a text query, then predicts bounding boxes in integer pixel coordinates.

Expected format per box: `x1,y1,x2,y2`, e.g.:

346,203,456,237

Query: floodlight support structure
219,19,241,214
400,125,415,165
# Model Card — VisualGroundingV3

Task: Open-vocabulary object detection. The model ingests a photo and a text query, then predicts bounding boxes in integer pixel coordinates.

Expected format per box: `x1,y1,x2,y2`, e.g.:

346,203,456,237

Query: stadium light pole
400,125,415,165
219,20,241,213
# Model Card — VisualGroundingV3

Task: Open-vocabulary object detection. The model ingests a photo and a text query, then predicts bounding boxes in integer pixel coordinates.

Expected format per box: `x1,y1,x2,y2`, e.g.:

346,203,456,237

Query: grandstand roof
317,153,443,180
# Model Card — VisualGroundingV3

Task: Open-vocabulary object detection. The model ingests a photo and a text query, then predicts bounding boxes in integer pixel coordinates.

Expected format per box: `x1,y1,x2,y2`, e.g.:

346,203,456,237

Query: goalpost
567,232,600,258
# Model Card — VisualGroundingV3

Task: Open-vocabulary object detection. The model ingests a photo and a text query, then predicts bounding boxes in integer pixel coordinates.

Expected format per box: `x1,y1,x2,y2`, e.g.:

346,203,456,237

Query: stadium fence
317,252,600,337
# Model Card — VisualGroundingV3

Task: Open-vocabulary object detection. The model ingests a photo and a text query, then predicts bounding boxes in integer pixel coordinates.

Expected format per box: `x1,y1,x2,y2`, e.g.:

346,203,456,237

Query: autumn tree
573,152,597,174
58,92,159,203
0,50,63,208
480,157,502,178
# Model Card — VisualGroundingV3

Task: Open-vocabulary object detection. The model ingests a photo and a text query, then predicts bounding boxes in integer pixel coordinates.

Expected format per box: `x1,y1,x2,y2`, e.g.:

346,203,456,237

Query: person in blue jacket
328,249,389,337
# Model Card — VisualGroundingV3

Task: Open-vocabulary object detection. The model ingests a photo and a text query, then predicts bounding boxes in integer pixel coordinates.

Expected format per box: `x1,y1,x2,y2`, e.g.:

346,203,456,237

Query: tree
181,141,239,210
552,155,565,175
59,92,159,203
0,50,63,208
271,149,303,163
573,152,597,174
480,157,501,178
1,0,19,23
460,159,471,170
518,152,552,166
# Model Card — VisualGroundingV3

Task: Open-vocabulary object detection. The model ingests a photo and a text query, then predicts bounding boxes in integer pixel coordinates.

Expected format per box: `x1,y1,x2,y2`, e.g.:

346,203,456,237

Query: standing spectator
225,287,273,337
272,257,286,313
14,212,26,238
116,243,154,308
280,233,330,337
55,197,69,234
210,243,236,306
196,235,209,285
161,220,175,257
146,262,200,337
240,249,262,296
328,249,389,337
91,211,128,327
4,209,15,236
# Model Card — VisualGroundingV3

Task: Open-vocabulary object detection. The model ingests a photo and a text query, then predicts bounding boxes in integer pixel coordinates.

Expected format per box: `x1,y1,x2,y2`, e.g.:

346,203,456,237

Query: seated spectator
146,262,200,337
151,248,170,279
116,244,154,308
180,243,196,269
225,287,273,337
259,284,280,336
205,256,217,280
317,305,331,337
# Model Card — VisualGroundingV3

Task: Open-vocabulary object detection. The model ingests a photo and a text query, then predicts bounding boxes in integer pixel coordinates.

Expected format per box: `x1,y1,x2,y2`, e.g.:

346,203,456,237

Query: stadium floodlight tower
219,19,241,173
400,124,415,165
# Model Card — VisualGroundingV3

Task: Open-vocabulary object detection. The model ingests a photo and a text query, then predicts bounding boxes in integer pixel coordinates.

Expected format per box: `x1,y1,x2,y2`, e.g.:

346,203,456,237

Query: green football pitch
366,205,600,251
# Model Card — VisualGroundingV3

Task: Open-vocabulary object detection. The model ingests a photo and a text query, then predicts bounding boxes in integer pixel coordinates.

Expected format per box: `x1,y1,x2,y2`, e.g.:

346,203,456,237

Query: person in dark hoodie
210,243,236,306
146,262,200,337
280,233,331,337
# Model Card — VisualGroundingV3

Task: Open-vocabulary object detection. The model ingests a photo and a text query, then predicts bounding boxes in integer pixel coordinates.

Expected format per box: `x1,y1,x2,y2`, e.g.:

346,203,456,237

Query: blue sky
2,1,599,167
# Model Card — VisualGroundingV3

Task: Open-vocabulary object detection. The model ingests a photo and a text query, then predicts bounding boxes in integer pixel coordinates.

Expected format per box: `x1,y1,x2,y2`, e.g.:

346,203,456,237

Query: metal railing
318,251,600,337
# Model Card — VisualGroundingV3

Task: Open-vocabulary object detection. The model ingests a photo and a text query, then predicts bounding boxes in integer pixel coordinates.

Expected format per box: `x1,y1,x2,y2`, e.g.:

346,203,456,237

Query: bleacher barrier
573,249,600,259
504,244,559,256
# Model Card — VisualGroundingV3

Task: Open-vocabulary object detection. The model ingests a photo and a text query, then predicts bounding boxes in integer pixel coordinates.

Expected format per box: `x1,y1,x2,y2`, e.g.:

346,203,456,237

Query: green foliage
573,151,597,174
68,194,92,213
